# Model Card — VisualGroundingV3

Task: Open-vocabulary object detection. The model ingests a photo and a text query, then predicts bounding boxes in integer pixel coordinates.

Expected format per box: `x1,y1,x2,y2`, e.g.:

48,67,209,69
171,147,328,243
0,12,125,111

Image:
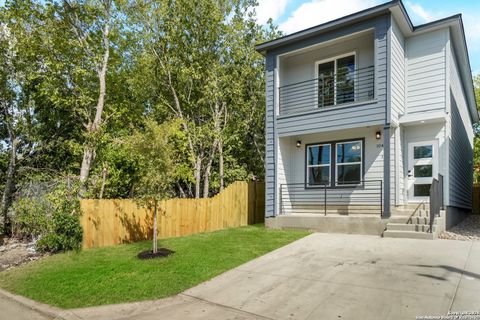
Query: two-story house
256,0,478,239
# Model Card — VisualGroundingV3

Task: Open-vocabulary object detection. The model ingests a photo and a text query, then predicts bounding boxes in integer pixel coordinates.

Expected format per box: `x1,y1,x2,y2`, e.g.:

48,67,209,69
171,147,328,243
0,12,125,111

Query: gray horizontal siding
265,55,275,217
449,98,472,209
406,29,447,115
263,14,390,217
277,102,385,136
449,49,474,209
279,32,375,116
276,15,389,137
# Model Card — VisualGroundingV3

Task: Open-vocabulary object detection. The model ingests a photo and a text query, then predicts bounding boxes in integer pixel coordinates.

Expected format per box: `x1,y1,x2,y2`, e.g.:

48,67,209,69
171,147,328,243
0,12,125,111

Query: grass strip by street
0,224,309,309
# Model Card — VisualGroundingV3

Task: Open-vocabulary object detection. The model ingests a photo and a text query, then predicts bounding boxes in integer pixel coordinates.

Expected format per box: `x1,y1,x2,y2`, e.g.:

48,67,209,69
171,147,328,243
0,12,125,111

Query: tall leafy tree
0,0,280,231
473,74,480,182
127,0,279,198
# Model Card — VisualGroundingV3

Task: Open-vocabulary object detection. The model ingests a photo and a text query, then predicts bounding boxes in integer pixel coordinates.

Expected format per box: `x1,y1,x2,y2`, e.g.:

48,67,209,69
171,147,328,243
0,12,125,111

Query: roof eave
254,0,399,54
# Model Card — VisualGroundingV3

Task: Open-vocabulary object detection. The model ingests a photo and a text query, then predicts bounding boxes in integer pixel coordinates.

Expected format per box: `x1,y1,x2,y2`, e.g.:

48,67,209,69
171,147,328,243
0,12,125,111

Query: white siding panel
405,29,447,115
390,17,405,124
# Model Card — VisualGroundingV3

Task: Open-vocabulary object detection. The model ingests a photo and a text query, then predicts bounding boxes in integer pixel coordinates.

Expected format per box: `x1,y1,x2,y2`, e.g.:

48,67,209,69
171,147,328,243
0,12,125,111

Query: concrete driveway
182,233,480,320
5,233,480,320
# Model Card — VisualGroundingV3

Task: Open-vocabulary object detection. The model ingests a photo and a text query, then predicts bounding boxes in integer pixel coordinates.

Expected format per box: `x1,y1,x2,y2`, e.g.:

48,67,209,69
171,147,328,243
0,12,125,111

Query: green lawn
0,225,309,309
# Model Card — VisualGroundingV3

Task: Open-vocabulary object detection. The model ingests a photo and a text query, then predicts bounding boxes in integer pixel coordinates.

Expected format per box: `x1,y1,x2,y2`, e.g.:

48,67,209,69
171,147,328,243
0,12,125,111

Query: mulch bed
137,248,174,260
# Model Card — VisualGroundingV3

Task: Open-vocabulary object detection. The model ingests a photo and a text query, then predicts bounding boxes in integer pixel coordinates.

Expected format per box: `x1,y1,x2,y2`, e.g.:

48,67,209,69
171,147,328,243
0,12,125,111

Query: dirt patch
137,248,174,260
439,215,480,241
0,238,46,271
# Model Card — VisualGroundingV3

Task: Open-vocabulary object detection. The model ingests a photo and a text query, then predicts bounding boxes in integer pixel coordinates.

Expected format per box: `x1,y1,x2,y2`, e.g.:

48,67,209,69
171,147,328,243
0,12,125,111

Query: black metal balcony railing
279,180,383,216
279,66,375,115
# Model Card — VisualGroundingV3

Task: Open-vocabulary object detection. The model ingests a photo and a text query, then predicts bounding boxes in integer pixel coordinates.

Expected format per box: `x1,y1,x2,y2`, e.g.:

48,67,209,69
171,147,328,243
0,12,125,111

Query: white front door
407,141,438,203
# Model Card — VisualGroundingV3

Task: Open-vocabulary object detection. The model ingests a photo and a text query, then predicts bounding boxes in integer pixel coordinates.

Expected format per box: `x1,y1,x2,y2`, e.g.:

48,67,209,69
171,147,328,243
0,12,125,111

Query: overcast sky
255,0,480,74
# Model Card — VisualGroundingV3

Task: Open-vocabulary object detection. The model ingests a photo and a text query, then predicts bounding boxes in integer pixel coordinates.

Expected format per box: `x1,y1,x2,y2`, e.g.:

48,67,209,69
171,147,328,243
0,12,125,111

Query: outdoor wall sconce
296,140,302,148
376,131,381,140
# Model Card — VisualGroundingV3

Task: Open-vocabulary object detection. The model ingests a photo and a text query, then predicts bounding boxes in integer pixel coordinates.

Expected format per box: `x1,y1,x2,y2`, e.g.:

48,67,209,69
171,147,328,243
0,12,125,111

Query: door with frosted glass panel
407,141,438,202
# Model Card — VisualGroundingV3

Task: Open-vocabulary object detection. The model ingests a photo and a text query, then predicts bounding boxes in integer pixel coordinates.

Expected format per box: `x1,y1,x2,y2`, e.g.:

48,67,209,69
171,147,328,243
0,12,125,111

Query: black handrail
279,65,375,115
279,180,383,217
429,174,444,233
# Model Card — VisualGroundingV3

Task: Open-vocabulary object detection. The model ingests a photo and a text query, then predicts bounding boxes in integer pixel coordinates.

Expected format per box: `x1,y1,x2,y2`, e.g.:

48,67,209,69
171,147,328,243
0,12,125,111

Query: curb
0,287,81,320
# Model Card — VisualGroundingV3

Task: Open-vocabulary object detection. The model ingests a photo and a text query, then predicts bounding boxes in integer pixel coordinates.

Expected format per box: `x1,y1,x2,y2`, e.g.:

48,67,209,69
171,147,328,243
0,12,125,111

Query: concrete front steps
383,205,445,240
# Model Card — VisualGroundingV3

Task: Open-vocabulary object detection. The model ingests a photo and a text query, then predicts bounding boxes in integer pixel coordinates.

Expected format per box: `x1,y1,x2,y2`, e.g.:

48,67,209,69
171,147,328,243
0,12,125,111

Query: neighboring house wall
448,45,474,210
405,29,448,115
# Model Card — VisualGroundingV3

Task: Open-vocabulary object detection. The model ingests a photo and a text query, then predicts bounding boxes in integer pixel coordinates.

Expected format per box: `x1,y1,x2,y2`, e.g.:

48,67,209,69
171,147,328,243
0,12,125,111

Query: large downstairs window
336,140,363,185
306,139,363,187
306,144,331,186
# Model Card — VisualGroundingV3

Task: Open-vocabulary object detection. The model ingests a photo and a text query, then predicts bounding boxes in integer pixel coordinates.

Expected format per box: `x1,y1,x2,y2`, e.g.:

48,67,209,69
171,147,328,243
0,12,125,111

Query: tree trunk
203,139,218,198
219,138,224,191
153,200,158,253
1,136,17,236
194,156,202,198
177,183,186,198
99,164,108,199
75,1,111,196
79,146,94,194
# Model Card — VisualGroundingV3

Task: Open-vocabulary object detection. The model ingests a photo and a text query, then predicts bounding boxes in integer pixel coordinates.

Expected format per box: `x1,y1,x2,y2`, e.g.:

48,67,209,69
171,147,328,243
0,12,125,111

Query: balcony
279,66,375,116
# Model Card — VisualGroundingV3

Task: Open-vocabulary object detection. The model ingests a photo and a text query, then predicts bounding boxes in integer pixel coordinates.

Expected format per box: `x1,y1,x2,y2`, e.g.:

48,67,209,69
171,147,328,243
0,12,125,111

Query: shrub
36,211,83,252
12,197,50,239
12,180,83,253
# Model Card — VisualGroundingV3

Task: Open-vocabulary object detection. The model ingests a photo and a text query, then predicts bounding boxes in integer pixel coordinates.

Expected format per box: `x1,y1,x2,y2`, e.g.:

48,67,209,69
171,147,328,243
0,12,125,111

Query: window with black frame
317,54,355,108
306,144,331,186
336,56,355,104
306,139,363,187
336,140,362,185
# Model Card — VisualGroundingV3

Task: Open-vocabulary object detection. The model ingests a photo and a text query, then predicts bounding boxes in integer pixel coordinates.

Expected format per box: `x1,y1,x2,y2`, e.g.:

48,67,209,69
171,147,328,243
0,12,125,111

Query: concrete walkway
3,234,480,320
0,295,51,320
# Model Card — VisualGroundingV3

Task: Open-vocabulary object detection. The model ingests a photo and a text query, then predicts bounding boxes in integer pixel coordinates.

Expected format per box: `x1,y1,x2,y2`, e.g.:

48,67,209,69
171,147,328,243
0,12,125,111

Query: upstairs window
317,53,356,108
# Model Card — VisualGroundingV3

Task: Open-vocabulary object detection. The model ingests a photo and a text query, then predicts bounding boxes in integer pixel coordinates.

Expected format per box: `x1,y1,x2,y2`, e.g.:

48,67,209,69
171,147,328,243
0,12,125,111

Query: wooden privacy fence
80,181,265,249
